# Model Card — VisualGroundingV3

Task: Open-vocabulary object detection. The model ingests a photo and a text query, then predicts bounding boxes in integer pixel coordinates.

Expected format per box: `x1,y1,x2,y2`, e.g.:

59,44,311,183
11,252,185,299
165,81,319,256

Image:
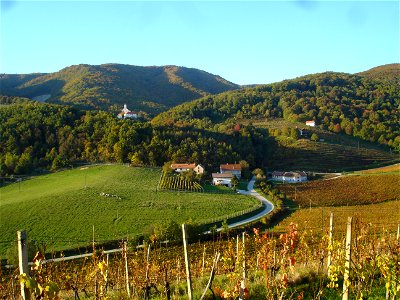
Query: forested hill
0,64,238,114
152,64,400,151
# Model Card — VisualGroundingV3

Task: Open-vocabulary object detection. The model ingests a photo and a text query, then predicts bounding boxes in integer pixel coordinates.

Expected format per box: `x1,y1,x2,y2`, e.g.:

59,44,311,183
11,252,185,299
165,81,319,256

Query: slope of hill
152,65,400,152
249,118,399,171
0,64,238,114
0,164,259,258
357,63,400,82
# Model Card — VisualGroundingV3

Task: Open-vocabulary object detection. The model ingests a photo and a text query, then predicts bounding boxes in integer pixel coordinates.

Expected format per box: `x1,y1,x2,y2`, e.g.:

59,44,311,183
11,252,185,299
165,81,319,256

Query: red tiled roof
171,163,196,169
212,173,233,179
220,164,242,171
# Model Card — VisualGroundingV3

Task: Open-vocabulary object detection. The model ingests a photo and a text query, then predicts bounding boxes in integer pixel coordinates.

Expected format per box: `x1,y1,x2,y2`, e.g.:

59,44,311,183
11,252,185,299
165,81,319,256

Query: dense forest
1,64,399,176
0,103,270,176
153,64,400,151
0,64,238,114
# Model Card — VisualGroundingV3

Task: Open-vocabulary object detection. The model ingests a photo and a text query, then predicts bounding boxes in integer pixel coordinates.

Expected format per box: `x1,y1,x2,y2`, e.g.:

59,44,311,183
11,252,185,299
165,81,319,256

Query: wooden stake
182,224,193,300
201,245,206,277
236,235,239,264
199,252,220,300
105,253,109,294
327,212,334,275
342,217,352,300
124,241,131,298
239,232,246,300
17,230,30,300
144,244,151,300
397,224,399,241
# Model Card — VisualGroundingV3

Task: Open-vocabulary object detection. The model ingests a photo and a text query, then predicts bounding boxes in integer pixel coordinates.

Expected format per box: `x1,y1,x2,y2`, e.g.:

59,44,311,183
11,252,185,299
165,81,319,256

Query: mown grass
278,173,400,207
0,165,259,257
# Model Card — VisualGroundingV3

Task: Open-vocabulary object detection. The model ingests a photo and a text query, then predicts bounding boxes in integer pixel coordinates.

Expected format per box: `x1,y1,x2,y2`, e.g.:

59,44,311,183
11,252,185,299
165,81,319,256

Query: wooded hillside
0,64,238,114
153,64,400,151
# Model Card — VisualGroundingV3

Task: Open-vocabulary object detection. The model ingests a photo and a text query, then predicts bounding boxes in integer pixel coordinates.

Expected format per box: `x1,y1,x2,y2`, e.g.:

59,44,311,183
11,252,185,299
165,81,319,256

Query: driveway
225,176,275,229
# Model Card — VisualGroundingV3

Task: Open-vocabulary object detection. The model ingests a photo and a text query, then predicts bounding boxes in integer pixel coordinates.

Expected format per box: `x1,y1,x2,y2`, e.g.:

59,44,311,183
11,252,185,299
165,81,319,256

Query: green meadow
0,165,258,257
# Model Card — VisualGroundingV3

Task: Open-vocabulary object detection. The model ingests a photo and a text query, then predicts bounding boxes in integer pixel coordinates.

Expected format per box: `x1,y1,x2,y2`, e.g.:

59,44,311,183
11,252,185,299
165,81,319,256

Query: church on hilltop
117,104,138,119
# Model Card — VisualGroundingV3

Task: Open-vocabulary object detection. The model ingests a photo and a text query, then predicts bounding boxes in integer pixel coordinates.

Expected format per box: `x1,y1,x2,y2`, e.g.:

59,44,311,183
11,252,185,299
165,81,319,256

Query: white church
117,104,138,119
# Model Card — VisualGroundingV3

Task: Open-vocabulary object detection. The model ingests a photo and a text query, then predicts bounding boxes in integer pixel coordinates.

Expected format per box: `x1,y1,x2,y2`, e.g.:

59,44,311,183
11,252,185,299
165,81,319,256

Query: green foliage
0,64,238,114
153,66,400,152
0,102,270,176
310,132,319,141
230,175,239,190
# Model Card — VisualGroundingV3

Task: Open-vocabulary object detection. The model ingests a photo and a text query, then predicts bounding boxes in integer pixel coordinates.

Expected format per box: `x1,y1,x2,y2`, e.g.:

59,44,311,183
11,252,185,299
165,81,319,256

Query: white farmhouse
305,120,316,127
170,163,204,175
220,163,242,179
272,171,307,183
212,173,234,187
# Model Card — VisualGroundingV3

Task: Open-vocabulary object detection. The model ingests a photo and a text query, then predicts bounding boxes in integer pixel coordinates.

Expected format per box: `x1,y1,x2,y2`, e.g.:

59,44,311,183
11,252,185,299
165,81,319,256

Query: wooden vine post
17,230,30,300
182,224,193,300
123,241,131,298
327,212,334,275
239,232,246,300
342,217,352,300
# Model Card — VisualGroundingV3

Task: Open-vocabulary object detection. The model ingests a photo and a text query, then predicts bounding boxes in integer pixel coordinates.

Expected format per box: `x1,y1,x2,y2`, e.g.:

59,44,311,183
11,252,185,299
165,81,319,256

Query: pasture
0,165,258,257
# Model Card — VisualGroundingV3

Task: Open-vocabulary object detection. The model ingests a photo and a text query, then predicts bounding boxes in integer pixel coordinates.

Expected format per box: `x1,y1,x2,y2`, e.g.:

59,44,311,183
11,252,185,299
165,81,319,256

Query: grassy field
250,118,400,171
0,165,259,257
278,173,400,207
271,200,400,236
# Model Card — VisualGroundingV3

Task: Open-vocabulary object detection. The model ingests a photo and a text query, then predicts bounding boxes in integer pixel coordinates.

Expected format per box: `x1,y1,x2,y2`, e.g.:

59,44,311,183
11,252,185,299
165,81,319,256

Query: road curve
225,176,275,229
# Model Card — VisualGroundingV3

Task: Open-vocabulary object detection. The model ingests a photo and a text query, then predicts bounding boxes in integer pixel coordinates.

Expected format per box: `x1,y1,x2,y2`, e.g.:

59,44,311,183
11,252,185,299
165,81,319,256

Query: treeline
0,103,270,175
153,70,400,151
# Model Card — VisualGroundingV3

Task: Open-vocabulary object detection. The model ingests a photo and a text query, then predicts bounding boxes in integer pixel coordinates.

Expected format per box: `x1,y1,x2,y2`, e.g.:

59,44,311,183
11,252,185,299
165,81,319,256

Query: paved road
224,176,274,229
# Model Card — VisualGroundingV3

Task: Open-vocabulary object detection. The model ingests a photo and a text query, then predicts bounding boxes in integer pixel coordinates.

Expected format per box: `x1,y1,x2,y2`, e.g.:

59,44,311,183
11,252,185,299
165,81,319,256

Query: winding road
224,176,275,229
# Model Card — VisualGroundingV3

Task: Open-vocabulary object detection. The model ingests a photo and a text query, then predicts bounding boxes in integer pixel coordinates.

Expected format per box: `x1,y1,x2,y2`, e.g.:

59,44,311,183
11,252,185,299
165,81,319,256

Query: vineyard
2,216,399,299
159,172,204,192
278,173,400,207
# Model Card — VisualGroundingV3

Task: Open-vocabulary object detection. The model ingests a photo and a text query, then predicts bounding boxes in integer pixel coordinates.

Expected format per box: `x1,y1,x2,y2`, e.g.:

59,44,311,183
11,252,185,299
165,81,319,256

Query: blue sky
1,1,398,85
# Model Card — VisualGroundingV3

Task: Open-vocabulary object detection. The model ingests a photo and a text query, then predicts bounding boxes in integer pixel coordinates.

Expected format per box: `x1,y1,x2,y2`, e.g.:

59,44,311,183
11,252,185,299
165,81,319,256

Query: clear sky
0,0,399,85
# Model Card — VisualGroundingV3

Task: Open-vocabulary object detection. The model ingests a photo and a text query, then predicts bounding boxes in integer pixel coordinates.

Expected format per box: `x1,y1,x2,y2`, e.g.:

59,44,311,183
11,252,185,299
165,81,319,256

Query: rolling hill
0,164,259,258
152,64,400,152
0,64,238,114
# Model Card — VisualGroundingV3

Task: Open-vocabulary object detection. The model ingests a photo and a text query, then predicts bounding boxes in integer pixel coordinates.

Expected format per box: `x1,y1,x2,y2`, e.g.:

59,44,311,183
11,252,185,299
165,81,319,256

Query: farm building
170,163,204,175
212,173,235,187
117,104,138,119
220,163,242,179
305,120,316,127
272,171,307,183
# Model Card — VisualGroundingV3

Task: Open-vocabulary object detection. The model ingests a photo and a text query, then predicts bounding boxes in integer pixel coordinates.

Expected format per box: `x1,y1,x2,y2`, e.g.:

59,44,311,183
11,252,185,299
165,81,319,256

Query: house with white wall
170,163,204,175
220,163,242,179
212,173,234,187
272,171,307,183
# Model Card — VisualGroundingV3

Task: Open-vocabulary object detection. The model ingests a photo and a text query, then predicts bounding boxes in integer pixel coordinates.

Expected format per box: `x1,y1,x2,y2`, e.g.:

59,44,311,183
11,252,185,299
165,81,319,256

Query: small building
220,163,242,179
305,120,316,127
212,173,234,187
118,104,138,119
170,163,204,175
272,171,307,183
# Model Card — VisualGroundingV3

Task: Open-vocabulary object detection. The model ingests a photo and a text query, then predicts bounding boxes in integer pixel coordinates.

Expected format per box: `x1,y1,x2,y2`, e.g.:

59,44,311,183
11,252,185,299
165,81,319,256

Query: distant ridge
0,64,239,114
